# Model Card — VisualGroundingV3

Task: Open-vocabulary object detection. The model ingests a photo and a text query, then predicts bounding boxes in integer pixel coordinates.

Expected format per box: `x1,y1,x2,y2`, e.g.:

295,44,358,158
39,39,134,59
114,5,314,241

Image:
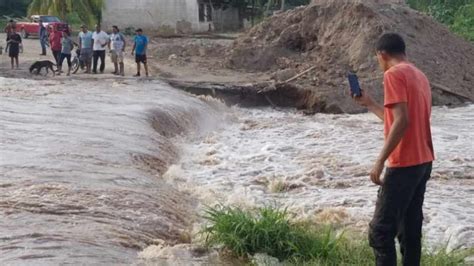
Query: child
58,30,74,76
131,29,149,77
8,26,22,69
3,19,15,53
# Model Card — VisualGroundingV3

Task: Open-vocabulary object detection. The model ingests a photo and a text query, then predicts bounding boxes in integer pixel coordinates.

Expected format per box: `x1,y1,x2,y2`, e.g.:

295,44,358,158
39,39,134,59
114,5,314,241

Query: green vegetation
0,0,31,17
27,0,104,27
407,0,474,41
201,205,473,265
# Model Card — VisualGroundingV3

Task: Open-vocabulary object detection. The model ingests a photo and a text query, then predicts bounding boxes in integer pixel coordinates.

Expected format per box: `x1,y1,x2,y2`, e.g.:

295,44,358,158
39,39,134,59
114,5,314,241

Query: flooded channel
0,76,472,264
0,77,224,264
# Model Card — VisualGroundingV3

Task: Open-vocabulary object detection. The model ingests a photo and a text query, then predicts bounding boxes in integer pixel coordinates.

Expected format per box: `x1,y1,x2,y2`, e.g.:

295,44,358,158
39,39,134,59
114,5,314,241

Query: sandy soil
0,33,267,86
228,1,474,112
0,33,141,81
147,36,270,84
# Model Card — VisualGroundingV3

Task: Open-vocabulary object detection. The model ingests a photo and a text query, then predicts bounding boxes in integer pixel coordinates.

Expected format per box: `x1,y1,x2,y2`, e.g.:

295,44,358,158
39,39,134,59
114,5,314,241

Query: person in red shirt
354,33,434,266
49,25,63,66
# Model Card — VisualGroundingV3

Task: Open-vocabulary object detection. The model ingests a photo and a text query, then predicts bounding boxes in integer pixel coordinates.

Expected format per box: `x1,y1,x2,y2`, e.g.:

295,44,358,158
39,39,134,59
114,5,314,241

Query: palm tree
27,0,104,26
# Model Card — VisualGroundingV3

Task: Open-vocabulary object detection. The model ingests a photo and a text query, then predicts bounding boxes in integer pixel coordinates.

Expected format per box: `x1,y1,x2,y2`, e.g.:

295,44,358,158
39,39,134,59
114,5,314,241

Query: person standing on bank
108,25,126,76
92,24,109,74
58,30,74,76
39,19,47,56
78,25,93,74
4,19,16,53
49,25,63,65
131,29,149,77
7,26,22,69
353,33,434,266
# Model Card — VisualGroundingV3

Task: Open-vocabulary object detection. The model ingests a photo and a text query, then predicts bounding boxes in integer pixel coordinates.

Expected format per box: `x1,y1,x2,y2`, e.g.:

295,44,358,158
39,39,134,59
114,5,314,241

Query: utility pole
281,0,285,10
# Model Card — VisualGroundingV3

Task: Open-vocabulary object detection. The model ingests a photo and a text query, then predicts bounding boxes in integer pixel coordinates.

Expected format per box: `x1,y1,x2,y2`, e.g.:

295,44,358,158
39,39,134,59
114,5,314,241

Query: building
102,0,241,33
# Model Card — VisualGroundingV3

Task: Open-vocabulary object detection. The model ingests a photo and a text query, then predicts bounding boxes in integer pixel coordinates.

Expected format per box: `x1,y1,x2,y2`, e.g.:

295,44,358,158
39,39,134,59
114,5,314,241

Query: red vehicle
16,15,68,38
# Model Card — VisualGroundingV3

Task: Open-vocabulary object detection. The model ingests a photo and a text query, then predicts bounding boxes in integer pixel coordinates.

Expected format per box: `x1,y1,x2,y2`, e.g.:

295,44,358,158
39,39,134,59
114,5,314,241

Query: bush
408,0,474,42
450,4,474,41
201,205,473,265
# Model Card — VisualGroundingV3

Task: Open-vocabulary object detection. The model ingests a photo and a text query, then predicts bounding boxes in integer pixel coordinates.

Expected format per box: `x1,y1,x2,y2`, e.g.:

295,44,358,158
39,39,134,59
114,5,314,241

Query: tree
0,0,31,17
27,0,104,26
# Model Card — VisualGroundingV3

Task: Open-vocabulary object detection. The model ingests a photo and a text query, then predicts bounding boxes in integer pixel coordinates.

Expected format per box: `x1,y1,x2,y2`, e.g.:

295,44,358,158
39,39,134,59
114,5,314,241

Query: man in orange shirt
355,33,434,266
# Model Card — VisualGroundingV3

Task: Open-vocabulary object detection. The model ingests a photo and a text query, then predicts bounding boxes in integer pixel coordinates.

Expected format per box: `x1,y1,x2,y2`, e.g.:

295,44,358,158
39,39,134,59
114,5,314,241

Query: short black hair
113,25,119,30
376,33,406,55
136,28,143,32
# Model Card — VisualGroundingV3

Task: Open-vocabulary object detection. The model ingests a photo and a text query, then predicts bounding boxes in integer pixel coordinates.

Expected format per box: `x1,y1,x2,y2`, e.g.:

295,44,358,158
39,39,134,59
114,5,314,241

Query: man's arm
367,101,384,121
122,35,126,51
145,37,149,53
354,91,384,121
131,41,136,55
377,102,409,163
370,102,409,185
102,33,109,48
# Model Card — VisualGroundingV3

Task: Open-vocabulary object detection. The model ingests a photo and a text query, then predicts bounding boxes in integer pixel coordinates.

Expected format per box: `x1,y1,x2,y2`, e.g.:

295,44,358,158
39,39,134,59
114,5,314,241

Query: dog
29,60,56,76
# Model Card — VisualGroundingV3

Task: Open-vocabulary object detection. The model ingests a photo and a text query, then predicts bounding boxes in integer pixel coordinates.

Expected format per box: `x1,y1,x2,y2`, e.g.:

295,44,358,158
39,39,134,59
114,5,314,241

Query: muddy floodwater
0,77,473,264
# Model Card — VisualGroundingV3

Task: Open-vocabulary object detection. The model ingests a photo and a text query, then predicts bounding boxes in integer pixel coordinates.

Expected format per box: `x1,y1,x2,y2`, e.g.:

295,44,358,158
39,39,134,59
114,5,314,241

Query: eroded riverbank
0,76,472,264
0,77,225,264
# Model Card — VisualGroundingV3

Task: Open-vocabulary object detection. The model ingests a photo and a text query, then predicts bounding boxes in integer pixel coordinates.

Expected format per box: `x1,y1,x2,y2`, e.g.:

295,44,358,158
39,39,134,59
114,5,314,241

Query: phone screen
348,73,362,97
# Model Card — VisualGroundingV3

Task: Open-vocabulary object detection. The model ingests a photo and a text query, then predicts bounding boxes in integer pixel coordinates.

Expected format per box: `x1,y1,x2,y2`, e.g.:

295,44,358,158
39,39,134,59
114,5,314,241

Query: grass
201,205,473,265
0,18,7,30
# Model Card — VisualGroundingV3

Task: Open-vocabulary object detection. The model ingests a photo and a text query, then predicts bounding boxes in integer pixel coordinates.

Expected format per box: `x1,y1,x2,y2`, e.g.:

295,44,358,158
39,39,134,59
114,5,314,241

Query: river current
0,77,472,264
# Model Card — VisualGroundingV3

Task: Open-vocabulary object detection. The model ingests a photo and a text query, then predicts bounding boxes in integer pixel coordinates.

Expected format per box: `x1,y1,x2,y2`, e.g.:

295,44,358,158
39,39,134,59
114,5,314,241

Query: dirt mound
227,0,474,113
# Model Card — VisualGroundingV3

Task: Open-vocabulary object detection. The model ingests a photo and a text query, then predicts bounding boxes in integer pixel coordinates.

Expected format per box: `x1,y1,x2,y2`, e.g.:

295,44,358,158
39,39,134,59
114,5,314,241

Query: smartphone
348,72,362,97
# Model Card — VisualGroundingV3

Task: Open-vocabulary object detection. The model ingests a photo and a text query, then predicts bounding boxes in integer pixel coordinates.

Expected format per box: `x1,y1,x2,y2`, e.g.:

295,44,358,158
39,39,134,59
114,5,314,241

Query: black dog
29,60,56,76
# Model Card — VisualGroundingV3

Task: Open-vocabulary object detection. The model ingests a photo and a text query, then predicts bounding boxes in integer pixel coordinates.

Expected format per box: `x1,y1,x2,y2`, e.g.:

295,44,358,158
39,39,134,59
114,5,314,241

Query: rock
251,253,283,266
168,54,178,61
272,69,298,82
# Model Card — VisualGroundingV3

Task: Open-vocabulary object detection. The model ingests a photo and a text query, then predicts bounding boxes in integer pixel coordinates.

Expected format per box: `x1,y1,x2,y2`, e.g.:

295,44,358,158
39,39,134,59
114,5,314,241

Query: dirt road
0,33,140,80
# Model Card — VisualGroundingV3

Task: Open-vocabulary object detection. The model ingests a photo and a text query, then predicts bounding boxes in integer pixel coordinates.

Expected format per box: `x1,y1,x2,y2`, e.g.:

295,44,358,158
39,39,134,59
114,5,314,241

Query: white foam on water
166,104,474,251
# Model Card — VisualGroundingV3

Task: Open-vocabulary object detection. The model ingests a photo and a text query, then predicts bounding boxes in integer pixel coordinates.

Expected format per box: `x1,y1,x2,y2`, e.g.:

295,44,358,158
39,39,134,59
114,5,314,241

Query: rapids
0,76,472,264
0,77,224,264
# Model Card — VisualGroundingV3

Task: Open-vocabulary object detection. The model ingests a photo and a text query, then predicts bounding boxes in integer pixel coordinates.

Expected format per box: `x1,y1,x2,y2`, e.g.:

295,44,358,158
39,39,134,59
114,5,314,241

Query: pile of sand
227,0,473,113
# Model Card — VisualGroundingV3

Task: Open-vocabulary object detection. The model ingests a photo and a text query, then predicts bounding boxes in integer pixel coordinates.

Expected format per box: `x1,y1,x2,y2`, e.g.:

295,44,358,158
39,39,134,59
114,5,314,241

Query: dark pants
40,36,47,55
52,50,61,65
59,53,71,67
369,162,432,266
93,50,106,73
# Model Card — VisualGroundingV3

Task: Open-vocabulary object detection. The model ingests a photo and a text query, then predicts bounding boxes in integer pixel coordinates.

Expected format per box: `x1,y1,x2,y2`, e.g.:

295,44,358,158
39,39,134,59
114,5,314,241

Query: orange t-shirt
383,62,434,168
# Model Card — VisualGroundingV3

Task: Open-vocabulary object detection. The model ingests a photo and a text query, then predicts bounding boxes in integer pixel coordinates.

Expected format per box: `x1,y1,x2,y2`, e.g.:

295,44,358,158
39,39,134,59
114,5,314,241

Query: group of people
3,20,22,69
4,19,150,77
45,22,150,77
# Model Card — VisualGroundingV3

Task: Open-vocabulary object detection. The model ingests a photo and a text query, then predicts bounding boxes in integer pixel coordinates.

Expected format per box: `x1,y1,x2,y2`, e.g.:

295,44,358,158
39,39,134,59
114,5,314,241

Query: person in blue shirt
131,28,149,77
78,25,94,74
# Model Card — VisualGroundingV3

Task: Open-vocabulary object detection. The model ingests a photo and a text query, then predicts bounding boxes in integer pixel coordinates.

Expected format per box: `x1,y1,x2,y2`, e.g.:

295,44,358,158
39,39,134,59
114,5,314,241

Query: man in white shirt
108,25,126,76
92,24,109,74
